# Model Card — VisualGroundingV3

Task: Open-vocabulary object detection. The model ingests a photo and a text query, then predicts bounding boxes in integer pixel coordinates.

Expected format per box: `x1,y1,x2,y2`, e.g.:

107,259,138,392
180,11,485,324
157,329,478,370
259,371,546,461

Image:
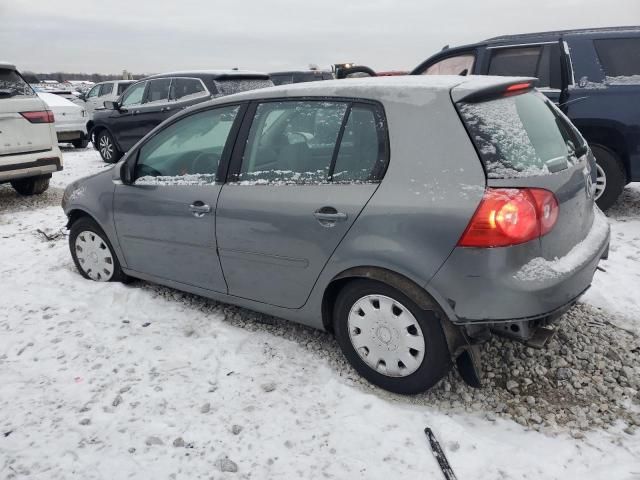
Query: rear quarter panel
302,87,486,320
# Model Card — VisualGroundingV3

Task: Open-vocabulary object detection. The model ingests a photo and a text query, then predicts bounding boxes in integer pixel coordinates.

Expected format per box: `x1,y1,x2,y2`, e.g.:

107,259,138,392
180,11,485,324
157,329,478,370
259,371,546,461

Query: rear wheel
590,144,626,210
96,129,122,163
333,279,452,394
10,175,50,195
69,217,128,282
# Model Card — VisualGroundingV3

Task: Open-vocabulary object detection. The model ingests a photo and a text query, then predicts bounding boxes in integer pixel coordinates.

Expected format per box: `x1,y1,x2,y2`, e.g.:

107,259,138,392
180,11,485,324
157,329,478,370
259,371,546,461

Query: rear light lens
20,110,55,123
458,188,559,248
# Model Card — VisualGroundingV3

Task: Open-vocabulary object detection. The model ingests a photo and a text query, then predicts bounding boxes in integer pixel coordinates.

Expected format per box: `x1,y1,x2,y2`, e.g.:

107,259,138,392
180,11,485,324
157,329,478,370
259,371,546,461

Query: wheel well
66,209,94,229
321,267,469,358
580,126,629,178
321,267,441,332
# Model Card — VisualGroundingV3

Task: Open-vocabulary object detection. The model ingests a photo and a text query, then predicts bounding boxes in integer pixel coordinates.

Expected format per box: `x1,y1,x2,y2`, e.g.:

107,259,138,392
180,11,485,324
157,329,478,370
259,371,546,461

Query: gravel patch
147,283,639,437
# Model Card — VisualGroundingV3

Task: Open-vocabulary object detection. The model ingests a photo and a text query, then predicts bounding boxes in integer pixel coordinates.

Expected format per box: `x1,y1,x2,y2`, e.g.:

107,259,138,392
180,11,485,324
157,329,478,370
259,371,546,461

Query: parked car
412,26,640,210
89,70,272,163
0,62,62,195
270,70,334,85
80,80,135,118
37,92,88,148
63,76,609,394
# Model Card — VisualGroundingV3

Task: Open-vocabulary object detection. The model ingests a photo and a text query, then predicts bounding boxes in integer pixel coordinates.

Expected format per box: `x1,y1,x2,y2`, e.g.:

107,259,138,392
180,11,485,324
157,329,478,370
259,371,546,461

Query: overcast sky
1,0,639,75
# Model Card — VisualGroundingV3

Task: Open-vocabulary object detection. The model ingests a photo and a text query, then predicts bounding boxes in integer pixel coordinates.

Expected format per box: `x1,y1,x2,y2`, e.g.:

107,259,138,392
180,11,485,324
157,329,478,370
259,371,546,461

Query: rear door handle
189,202,211,217
314,207,347,226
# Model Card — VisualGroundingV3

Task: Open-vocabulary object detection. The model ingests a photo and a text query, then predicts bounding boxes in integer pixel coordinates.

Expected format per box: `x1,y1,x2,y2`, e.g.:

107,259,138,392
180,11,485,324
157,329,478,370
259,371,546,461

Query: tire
69,217,128,283
96,129,122,163
333,279,452,394
590,144,626,211
72,137,90,149
10,175,50,195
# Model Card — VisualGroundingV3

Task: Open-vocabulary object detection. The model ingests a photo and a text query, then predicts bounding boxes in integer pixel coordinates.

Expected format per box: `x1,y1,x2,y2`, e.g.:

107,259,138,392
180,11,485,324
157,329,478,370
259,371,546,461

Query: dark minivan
413,26,640,209
90,70,272,162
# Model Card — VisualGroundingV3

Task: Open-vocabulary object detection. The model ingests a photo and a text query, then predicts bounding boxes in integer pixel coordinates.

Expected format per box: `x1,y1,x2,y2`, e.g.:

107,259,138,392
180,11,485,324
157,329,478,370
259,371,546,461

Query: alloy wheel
347,294,426,377
74,230,114,281
594,163,606,201
99,134,113,161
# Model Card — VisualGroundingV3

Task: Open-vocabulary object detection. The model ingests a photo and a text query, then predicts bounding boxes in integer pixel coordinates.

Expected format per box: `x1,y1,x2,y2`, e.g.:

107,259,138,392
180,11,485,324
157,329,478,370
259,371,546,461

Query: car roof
270,70,331,75
144,70,270,81
484,25,640,44
0,61,17,71
198,74,530,106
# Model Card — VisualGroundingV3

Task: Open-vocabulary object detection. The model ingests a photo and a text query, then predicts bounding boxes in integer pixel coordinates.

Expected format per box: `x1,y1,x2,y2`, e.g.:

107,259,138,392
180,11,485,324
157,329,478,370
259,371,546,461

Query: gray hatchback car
62,76,610,394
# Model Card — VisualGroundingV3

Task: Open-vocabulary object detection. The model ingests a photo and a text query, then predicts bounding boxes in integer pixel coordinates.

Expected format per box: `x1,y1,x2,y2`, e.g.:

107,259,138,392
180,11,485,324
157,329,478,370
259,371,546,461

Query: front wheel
333,280,452,394
69,217,128,282
590,144,626,210
96,130,122,163
10,175,50,195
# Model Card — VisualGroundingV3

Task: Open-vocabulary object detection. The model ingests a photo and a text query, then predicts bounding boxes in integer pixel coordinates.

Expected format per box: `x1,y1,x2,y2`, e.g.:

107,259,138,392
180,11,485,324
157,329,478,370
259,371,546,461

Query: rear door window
594,37,640,79
458,91,585,178
0,69,35,97
170,78,207,101
144,78,171,104
117,83,132,95
488,44,561,88
236,100,387,185
422,54,475,76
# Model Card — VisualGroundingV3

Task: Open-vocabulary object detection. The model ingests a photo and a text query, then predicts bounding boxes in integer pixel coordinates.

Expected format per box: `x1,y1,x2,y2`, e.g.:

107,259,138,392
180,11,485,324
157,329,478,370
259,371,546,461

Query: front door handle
314,207,347,226
189,201,211,218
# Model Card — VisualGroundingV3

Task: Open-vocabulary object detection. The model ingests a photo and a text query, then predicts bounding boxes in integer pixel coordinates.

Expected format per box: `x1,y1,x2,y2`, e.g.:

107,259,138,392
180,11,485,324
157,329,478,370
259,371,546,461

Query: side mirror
104,100,119,110
78,93,86,101
120,159,134,185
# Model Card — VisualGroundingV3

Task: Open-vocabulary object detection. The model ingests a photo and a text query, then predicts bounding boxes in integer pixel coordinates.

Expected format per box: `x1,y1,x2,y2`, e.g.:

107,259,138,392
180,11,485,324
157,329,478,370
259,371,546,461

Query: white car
0,62,62,195
79,80,135,118
37,92,88,148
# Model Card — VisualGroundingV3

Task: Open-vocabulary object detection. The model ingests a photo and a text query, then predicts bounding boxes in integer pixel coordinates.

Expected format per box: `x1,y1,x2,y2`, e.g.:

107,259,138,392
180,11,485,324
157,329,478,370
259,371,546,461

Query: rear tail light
20,110,55,123
458,188,559,248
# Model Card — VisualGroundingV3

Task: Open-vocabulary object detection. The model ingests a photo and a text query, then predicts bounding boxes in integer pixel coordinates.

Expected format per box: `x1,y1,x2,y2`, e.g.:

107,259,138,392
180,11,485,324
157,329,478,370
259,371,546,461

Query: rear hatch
453,80,596,259
0,68,54,155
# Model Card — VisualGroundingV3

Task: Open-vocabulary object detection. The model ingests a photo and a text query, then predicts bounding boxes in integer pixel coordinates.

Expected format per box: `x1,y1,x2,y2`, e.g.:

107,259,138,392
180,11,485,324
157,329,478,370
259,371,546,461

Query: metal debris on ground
424,427,458,480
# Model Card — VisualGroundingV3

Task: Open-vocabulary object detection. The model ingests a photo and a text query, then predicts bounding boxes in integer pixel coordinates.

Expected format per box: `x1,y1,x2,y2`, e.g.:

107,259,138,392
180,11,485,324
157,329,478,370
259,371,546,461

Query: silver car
62,76,610,394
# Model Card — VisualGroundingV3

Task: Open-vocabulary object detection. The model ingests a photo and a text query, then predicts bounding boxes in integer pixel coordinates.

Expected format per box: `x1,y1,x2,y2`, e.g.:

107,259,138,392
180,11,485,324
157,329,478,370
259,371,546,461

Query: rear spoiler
451,77,539,103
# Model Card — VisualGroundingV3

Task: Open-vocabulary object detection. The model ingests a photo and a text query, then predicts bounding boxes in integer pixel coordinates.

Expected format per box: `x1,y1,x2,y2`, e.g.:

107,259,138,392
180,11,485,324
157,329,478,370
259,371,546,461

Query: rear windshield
213,78,273,96
458,91,586,178
0,69,35,98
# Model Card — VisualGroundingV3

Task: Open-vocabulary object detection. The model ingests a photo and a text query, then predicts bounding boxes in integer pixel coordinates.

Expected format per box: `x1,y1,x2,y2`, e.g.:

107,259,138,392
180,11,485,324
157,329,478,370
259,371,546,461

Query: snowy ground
1,147,639,479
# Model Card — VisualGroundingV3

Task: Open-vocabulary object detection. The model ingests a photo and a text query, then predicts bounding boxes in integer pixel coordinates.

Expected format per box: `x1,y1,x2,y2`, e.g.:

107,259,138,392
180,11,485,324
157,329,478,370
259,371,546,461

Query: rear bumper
428,207,611,324
0,146,63,182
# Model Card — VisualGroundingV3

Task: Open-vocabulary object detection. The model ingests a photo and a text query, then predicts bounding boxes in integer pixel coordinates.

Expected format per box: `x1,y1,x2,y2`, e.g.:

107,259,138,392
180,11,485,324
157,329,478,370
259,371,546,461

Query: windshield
0,68,36,98
457,91,586,178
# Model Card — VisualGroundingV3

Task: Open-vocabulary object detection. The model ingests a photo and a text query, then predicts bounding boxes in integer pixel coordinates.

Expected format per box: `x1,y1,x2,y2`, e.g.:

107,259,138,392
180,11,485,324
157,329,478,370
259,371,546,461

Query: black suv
90,71,272,163
412,26,640,209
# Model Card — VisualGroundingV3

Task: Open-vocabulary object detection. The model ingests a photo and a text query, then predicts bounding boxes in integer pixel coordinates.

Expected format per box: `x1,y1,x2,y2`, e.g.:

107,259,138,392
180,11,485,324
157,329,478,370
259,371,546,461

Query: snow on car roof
146,70,269,80
209,74,532,103
0,61,17,70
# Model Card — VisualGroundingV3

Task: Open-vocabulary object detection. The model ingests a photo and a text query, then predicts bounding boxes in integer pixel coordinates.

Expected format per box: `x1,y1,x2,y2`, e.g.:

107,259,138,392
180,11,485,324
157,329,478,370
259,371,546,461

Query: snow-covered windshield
458,91,586,178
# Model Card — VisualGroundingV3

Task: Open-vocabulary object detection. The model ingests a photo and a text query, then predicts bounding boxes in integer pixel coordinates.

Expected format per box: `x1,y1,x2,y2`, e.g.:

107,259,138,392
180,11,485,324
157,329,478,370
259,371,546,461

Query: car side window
99,82,114,96
169,78,207,101
134,105,240,186
237,101,347,184
488,46,541,77
332,105,387,183
236,101,388,185
121,81,147,107
144,78,171,104
422,54,475,75
117,83,131,95
594,38,640,78
86,85,100,98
